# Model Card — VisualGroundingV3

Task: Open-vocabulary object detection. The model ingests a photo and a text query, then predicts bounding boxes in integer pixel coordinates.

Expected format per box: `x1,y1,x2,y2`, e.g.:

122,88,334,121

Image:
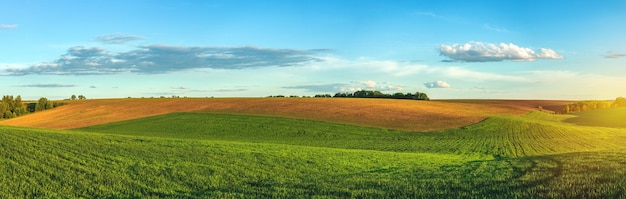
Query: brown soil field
0,98,571,132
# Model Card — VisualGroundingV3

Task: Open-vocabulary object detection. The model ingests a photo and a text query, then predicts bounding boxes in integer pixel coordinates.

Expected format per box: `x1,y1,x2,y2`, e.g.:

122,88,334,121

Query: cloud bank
5,45,326,75
96,34,145,44
0,24,17,29
438,41,563,62
424,81,451,88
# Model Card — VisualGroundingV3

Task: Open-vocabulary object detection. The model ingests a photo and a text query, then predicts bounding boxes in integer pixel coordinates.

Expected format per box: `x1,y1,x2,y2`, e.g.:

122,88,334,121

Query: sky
1,0,625,100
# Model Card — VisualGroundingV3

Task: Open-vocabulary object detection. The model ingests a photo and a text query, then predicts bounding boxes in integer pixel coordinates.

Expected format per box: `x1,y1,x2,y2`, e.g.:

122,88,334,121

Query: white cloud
5,45,327,75
354,80,377,89
424,81,451,88
438,41,563,62
0,24,17,29
1,63,30,70
339,81,403,92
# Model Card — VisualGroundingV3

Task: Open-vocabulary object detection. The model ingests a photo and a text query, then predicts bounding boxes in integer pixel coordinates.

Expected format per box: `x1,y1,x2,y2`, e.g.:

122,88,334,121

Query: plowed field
0,98,570,131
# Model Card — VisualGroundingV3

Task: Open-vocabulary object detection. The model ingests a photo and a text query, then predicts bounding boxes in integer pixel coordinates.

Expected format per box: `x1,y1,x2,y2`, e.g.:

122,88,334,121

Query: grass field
1,98,624,197
0,126,475,198
77,111,626,158
564,107,626,128
0,98,571,131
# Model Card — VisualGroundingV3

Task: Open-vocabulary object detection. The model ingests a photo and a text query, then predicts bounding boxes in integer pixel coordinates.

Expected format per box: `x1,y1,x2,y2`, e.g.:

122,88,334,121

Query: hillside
0,126,472,198
1,110,625,197
0,98,570,131
564,107,626,128
78,111,626,158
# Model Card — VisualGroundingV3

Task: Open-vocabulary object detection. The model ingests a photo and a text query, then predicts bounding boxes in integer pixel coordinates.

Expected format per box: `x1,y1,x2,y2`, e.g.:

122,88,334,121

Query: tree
78,95,86,100
46,100,54,109
392,92,405,98
314,94,331,98
614,97,626,107
419,93,430,100
13,95,27,117
0,103,8,117
36,97,50,111
71,95,77,100
412,92,429,100
3,111,14,119
2,95,15,113
15,95,22,105
563,105,570,114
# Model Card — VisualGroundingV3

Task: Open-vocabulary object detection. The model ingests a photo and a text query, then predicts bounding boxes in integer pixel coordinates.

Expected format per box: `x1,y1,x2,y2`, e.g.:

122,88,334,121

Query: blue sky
1,0,625,100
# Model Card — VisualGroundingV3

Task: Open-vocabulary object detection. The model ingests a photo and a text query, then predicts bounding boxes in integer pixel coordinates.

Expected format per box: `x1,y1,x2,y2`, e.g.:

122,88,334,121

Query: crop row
2,125,625,197
78,111,626,158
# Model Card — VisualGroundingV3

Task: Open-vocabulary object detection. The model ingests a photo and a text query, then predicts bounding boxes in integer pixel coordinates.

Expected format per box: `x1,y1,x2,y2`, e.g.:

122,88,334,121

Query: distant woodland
268,90,430,100
333,90,430,100
561,97,626,114
0,95,28,119
0,95,86,119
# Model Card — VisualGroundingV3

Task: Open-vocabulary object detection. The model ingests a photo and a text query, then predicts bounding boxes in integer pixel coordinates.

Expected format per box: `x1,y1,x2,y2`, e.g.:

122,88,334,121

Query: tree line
0,95,64,119
267,90,430,100
561,97,626,114
333,90,429,100
0,95,28,119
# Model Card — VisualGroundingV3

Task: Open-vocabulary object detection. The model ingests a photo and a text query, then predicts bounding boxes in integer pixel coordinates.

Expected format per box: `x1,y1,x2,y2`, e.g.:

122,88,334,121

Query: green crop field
78,111,626,158
564,107,626,128
1,110,625,197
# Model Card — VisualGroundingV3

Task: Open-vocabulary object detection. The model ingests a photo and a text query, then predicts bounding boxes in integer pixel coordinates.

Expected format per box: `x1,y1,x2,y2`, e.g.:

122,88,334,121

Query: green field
78,111,626,158
1,110,626,197
564,107,626,128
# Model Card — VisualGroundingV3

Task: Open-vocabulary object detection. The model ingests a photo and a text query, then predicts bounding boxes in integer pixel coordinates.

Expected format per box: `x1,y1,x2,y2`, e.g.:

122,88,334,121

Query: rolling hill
0,98,571,131
0,109,624,197
77,111,626,158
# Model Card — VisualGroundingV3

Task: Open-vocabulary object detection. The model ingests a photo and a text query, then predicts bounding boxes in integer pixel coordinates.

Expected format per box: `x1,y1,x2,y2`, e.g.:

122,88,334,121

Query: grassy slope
78,111,626,158
0,126,472,198
563,107,626,128
3,111,626,197
0,98,569,131
2,99,625,198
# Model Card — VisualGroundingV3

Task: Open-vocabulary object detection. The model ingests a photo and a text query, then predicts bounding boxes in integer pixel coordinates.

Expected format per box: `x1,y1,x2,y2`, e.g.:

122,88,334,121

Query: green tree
13,95,27,117
46,101,54,109
0,103,8,118
36,97,49,111
2,95,15,113
78,95,86,100
413,92,429,100
3,111,14,119
71,95,77,100
419,93,430,100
